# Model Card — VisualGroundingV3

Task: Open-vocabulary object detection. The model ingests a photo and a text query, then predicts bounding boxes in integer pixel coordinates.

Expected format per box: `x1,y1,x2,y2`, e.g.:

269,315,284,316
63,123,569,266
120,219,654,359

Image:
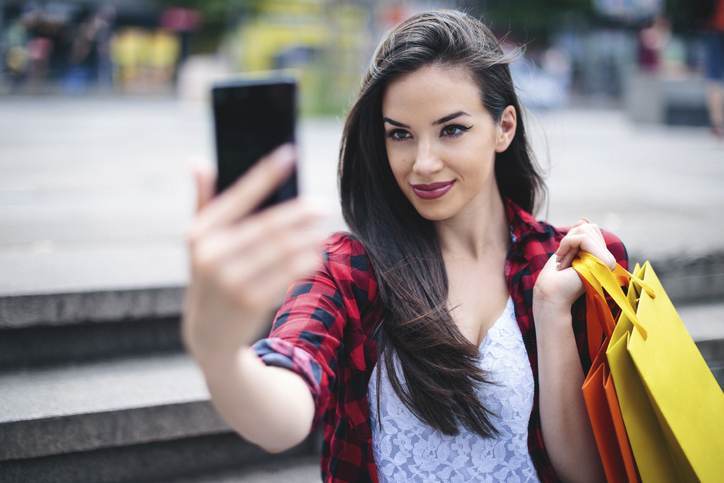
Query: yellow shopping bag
573,253,724,482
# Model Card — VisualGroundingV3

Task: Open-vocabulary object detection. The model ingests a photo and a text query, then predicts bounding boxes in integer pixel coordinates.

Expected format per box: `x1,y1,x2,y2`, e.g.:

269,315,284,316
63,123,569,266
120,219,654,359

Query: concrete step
0,287,182,330
0,353,223,462
0,287,265,370
2,252,720,332
0,302,719,481
2,277,722,372
0,353,319,483
0,433,318,483
0,315,181,370
679,302,724,388
164,454,321,483
640,251,724,306
0,311,720,458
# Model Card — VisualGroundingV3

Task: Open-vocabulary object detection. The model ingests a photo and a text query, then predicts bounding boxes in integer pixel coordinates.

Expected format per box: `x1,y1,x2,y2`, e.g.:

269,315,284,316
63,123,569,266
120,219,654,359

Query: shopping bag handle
572,252,655,340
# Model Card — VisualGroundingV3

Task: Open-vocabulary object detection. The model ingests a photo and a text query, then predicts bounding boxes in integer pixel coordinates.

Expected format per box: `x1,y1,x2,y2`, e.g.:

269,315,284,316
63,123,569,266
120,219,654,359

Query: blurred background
0,1,723,482
0,0,718,111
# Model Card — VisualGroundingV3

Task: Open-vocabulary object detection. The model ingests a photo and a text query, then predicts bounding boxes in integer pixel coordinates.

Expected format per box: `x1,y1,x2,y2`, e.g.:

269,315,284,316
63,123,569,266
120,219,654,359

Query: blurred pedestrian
3,12,31,88
637,14,671,73
701,0,724,137
111,28,147,91
64,5,116,93
147,29,179,88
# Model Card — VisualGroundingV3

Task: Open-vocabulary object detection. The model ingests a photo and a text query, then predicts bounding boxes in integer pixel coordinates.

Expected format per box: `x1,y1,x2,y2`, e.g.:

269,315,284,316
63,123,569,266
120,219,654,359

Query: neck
435,187,509,262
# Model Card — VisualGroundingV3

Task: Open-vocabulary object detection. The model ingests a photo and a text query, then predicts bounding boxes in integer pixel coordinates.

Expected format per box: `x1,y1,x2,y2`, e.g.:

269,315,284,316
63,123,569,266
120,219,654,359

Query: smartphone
211,75,298,210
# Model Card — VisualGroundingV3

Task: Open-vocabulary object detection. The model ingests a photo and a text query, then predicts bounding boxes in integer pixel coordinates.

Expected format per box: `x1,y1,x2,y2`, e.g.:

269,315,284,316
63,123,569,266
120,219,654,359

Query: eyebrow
383,111,470,128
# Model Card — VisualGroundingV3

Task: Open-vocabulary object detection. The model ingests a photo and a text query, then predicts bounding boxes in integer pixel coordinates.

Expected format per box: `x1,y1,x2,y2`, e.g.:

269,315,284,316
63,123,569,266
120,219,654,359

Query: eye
441,124,471,138
386,129,412,141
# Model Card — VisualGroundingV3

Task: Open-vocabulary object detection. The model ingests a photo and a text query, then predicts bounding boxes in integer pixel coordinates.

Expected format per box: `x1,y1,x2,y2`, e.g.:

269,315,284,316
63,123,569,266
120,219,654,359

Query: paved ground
169,455,320,483
1,96,723,295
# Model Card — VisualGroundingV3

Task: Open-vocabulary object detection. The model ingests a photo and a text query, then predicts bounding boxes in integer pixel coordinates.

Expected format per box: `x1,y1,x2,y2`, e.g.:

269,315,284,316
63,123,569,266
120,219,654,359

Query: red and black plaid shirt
252,196,628,482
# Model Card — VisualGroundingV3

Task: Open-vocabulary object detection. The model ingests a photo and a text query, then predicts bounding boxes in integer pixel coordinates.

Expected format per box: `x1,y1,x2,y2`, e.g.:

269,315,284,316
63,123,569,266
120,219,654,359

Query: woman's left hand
533,218,617,316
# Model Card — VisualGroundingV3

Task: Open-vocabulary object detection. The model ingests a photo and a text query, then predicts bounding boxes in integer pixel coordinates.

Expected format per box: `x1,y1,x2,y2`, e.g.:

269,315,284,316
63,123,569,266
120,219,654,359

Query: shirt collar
503,196,548,246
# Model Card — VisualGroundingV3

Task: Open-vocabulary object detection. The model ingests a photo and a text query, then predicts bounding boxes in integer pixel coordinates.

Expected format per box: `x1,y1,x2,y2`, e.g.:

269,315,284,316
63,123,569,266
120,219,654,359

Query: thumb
192,162,216,213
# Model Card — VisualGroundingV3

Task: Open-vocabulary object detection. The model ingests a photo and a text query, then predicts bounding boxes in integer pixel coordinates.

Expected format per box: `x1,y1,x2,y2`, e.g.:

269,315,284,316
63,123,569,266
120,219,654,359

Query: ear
494,105,517,153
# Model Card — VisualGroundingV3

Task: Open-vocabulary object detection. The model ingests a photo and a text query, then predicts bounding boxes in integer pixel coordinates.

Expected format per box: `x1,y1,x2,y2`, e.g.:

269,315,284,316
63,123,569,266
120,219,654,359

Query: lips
410,180,456,200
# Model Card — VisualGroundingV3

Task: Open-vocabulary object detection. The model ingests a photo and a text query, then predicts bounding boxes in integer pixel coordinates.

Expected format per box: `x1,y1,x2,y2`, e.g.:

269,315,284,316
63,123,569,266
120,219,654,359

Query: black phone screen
212,76,298,210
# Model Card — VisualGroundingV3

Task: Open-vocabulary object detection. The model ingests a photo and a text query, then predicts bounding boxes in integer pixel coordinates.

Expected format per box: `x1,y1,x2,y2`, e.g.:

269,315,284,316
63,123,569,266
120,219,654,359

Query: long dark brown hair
338,9,546,437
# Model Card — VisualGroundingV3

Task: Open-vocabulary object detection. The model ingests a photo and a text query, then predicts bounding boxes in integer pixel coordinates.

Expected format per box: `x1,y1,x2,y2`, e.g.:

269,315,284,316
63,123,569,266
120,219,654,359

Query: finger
556,224,584,256
556,235,586,270
219,228,326,298
192,143,296,235
572,222,606,248
556,222,603,257
228,223,327,283
190,198,326,277
192,163,216,213
562,218,589,233
587,222,606,245
196,197,326,265
558,248,578,270
575,219,604,243
557,233,615,270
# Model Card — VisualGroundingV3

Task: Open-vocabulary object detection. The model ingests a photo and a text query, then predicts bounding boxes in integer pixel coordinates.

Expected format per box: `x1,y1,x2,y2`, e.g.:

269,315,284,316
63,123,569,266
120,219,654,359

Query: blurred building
0,0,716,125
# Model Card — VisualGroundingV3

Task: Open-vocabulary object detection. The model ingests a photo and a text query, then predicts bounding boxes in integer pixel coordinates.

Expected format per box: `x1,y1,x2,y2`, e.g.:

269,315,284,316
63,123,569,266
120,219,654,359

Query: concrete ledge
2,252,722,330
0,286,183,329
166,453,321,483
0,353,222,461
0,433,317,483
0,400,227,462
637,251,724,305
0,317,182,370
624,71,708,126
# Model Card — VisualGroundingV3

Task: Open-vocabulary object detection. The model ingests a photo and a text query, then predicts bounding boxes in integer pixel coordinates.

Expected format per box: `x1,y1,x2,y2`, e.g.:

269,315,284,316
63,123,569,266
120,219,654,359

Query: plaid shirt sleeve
251,232,374,428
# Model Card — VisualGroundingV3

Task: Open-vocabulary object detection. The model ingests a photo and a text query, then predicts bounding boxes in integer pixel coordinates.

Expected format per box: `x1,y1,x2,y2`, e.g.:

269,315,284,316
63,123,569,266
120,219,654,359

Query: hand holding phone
183,143,327,363
181,76,327,364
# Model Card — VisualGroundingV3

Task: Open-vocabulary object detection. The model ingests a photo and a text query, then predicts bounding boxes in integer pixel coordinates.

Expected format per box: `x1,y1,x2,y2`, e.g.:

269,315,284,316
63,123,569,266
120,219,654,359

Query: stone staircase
0,254,722,483
0,288,321,483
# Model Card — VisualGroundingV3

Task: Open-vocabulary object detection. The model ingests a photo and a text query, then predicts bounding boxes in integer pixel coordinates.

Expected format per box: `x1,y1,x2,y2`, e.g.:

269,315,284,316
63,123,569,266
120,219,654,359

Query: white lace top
368,296,540,482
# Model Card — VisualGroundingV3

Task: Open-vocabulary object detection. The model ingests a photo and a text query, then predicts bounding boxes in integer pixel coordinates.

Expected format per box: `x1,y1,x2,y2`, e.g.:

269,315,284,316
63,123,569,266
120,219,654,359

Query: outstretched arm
199,346,315,453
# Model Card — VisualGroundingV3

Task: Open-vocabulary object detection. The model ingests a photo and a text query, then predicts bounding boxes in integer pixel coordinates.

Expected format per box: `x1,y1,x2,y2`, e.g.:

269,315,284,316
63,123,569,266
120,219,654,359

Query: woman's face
382,63,516,222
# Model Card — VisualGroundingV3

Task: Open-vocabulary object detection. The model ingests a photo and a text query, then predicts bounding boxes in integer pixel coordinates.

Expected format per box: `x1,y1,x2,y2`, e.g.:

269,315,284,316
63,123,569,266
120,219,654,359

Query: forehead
382,64,484,120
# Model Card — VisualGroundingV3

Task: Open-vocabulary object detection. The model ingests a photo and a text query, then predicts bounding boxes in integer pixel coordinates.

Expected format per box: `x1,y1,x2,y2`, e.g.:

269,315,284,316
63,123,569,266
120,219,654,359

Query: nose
412,138,443,176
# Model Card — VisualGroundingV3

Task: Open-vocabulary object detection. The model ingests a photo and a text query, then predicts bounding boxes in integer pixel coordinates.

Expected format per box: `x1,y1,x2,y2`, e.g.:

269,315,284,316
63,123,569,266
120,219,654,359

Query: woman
183,10,627,483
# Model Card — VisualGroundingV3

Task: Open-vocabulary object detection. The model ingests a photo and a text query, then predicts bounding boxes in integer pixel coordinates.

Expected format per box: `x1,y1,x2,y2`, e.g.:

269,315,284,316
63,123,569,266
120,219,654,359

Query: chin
401,184,470,222
411,202,459,222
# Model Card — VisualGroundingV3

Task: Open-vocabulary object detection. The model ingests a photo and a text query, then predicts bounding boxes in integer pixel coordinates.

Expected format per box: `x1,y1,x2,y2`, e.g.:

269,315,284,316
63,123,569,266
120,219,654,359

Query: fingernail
187,156,207,174
273,144,295,167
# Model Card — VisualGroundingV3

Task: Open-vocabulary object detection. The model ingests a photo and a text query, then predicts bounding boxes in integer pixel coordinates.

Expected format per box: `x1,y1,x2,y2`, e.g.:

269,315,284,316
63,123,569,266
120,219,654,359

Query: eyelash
386,124,472,142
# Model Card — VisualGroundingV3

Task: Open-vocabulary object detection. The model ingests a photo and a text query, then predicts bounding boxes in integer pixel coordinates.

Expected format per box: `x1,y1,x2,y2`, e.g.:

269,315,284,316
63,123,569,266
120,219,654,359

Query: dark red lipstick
410,180,456,200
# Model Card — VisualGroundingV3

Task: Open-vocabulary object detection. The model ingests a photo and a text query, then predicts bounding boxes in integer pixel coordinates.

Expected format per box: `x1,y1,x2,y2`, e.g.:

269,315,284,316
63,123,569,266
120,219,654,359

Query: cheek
386,146,410,184
468,158,495,191
448,149,497,200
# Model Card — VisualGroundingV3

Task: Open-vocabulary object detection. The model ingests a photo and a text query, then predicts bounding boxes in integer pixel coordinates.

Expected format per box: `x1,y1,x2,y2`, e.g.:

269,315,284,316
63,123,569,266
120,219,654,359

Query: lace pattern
369,296,540,482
